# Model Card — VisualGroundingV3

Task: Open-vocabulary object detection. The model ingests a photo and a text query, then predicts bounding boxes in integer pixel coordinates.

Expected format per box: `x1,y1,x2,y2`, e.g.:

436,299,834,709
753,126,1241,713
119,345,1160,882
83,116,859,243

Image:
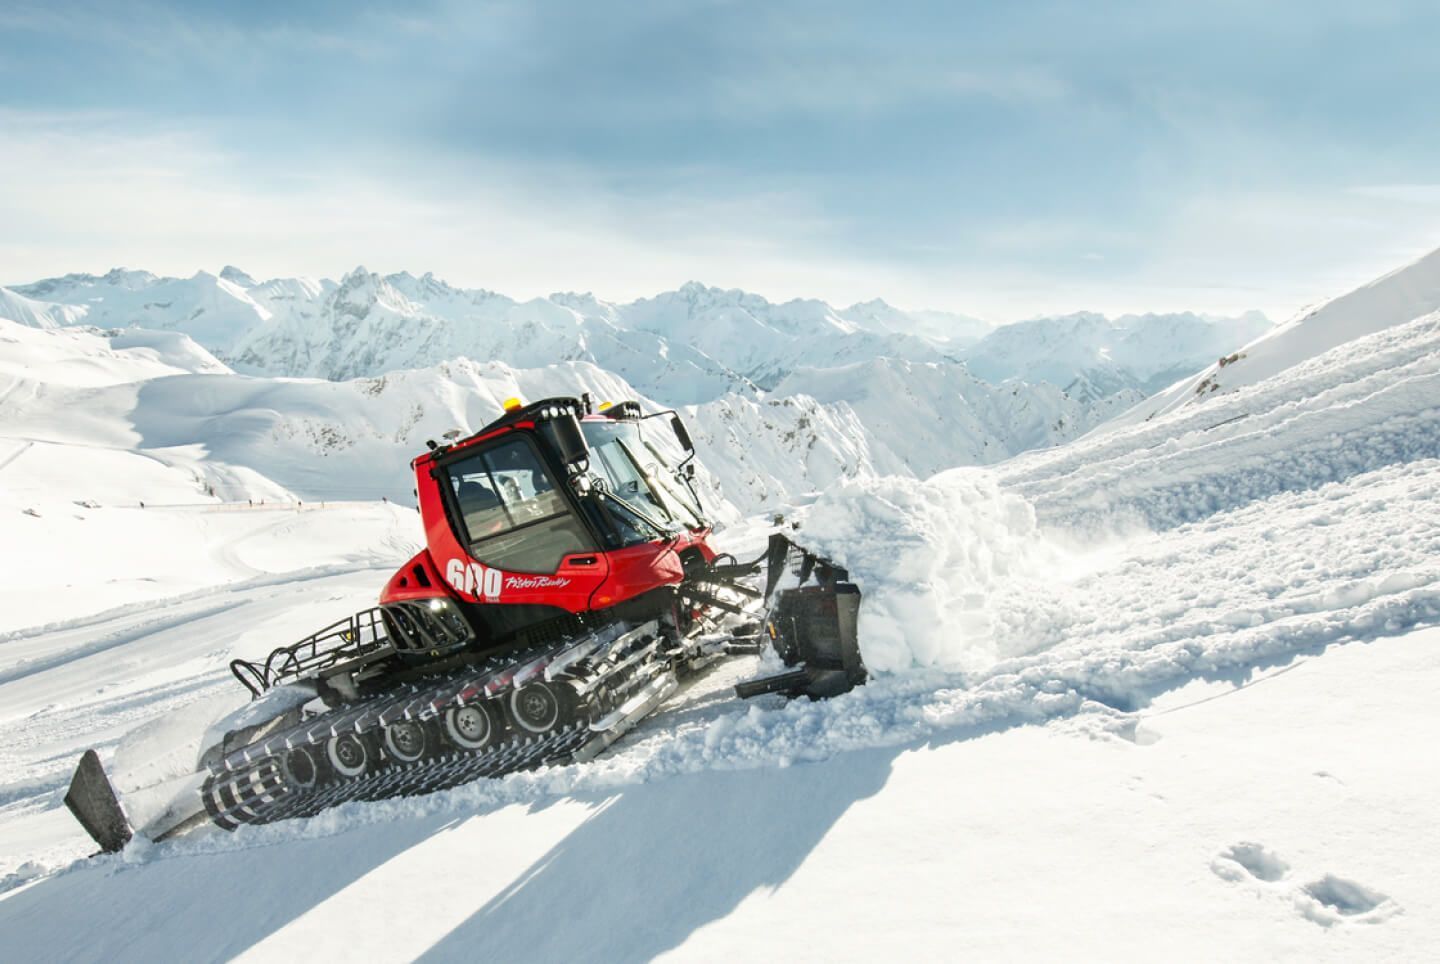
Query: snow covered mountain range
5,267,1266,403
0,266,1269,512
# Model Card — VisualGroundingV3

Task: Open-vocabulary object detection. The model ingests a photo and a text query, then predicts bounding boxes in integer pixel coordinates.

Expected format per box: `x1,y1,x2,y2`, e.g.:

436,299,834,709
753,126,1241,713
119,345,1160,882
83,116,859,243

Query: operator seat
457,479,504,535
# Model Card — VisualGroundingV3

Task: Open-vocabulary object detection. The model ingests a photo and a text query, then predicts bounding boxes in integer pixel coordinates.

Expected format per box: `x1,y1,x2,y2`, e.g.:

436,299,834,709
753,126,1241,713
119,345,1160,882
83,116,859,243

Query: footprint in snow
1211,841,1289,883
1295,874,1401,927
1211,843,1401,926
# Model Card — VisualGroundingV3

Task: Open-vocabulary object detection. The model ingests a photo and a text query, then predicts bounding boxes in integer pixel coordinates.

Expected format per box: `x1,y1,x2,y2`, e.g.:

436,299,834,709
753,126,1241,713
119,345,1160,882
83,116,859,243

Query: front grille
382,599,475,655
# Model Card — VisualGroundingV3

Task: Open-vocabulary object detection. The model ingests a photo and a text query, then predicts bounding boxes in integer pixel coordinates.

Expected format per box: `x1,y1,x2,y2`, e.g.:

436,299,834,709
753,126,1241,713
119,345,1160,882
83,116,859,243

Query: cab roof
414,395,641,466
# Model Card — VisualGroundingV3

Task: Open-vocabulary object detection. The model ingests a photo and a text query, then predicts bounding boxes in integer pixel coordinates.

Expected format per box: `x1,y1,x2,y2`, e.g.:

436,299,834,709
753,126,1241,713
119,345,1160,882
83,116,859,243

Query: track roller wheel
326,732,370,778
383,720,430,763
444,703,496,750
280,746,320,789
509,681,568,735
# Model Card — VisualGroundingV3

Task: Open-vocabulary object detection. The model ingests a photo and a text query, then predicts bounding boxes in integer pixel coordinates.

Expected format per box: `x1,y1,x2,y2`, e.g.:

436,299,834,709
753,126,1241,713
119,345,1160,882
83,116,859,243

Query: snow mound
0,320,223,388
0,287,88,329
798,470,1054,673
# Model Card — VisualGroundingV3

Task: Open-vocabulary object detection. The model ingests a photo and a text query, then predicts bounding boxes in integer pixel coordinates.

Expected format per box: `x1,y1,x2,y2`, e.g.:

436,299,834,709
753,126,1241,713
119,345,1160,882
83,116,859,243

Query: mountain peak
219,266,257,287
330,266,418,320
101,268,160,289
849,297,894,312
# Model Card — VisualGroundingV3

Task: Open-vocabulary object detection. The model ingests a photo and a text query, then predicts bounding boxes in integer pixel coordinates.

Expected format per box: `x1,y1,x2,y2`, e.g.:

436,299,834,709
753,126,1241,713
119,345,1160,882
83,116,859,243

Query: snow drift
797,471,1053,674
790,298,1440,678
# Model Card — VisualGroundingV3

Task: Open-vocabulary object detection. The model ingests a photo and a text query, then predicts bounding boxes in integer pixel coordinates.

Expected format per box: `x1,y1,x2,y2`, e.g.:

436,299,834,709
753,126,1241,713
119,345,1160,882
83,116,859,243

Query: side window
445,437,594,574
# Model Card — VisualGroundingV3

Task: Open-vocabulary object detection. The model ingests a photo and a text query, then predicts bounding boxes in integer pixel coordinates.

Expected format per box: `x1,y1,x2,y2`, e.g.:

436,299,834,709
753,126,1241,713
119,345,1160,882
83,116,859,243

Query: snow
1110,244,1440,428
0,498,420,634
962,308,1273,395
0,312,1139,520
783,306,1438,677
774,357,1142,473
0,287,88,330
798,470,1051,673
1,248,1439,959
0,320,224,387
2,626,1434,961
1000,310,1440,533
7,266,1253,504
5,270,273,356
838,297,992,345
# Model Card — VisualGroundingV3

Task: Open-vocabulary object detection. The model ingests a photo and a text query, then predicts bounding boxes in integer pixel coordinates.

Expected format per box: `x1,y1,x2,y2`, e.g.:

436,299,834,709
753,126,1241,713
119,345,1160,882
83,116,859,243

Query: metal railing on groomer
230,609,393,698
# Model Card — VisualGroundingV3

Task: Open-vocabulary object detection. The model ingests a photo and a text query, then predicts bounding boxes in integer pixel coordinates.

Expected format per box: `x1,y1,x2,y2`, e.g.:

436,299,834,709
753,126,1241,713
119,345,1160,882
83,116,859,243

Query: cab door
425,433,607,613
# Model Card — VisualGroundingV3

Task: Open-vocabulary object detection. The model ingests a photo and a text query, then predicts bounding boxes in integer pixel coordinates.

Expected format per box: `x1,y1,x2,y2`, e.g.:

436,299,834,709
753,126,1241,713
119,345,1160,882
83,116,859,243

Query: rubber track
204,726,593,829
200,623,663,830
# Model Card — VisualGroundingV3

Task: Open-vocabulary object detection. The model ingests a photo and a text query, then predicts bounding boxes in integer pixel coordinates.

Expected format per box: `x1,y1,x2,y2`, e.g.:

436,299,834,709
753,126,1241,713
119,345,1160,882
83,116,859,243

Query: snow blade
64,749,132,854
737,579,866,700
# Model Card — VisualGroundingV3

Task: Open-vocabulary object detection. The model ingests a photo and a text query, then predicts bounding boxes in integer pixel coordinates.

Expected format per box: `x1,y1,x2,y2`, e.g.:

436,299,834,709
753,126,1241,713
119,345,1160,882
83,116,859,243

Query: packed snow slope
1110,242,1440,428
0,254,1435,960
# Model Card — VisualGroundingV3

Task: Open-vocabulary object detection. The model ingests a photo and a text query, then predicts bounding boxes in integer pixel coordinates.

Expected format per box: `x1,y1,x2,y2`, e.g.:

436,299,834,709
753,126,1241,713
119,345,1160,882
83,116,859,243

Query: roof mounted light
502,397,523,412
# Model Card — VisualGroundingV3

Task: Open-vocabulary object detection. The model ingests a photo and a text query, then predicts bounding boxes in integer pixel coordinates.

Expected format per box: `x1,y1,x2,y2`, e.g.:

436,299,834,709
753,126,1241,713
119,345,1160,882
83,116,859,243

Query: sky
3,0,1440,322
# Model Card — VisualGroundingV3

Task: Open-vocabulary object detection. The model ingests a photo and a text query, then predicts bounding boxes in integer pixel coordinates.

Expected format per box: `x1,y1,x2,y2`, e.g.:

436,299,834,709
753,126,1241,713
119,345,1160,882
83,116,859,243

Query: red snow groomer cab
381,396,729,679
65,396,865,852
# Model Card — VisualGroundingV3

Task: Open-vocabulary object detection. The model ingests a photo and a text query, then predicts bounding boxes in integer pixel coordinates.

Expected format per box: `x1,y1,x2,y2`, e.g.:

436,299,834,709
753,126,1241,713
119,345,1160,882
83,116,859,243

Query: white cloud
4,110,1439,325
710,60,1069,118
0,110,903,307
1136,189,1440,320
1349,184,1440,204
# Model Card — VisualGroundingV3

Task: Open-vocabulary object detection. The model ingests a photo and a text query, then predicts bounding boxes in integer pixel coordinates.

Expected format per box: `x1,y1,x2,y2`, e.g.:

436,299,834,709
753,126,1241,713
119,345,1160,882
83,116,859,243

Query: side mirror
671,415,694,453
552,414,589,471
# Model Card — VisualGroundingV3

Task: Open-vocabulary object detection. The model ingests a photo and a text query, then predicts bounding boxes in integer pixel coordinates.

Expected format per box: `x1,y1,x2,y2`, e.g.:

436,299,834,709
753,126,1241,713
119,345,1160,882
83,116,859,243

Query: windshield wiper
595,489,677,540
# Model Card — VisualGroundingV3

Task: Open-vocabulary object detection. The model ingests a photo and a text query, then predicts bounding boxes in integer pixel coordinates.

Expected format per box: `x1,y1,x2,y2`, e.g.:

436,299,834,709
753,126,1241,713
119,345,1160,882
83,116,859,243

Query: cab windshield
581,419,704,529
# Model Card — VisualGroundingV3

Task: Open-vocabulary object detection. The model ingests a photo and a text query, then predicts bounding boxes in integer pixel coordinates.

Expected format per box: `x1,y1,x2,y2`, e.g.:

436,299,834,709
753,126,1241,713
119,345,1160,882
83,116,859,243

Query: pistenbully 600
65,395,865,852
